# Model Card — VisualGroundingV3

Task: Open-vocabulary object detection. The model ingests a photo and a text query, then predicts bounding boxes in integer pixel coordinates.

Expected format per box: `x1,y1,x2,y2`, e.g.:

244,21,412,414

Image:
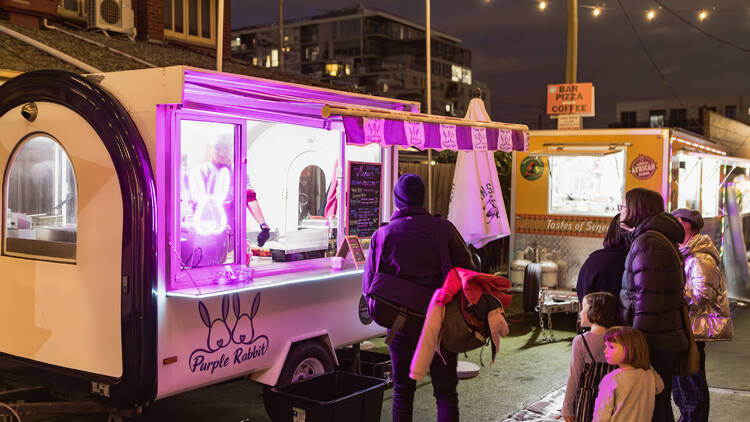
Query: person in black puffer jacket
619,188,688,422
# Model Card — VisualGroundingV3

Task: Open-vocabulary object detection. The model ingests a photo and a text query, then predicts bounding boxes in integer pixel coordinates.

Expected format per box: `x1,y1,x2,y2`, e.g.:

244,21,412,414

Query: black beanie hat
393,173,425,210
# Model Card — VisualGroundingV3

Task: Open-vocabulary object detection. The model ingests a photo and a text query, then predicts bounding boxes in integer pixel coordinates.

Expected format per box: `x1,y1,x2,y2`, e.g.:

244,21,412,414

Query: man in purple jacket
363,173,473,422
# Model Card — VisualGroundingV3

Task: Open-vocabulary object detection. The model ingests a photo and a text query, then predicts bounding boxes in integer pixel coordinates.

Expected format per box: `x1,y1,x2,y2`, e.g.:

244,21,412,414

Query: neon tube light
190,165,230,235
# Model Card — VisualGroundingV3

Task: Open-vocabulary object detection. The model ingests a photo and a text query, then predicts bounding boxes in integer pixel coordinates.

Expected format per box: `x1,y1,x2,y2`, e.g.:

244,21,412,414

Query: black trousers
673,342,709,422
388,328,459,422
650,349,680,422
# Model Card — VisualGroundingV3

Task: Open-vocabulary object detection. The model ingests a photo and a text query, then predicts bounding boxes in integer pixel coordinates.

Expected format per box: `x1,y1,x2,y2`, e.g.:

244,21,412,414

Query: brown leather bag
675,303,701,376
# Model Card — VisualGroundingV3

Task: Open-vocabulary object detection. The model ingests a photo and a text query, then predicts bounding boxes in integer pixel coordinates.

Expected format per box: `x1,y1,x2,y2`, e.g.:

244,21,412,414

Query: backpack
439,267,510,354
573,334,616,422
363,216,465,344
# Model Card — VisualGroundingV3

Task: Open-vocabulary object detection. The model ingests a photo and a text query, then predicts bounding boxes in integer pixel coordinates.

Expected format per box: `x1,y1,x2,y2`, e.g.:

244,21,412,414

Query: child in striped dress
559,292,619,422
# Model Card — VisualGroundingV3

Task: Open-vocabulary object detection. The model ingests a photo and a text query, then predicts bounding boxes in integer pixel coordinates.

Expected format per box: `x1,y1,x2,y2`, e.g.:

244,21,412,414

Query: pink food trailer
0,66,528,415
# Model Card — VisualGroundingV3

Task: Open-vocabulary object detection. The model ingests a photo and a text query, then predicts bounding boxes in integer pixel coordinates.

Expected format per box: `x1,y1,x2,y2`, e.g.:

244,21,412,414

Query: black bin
336,348,392,386
264,371,388,422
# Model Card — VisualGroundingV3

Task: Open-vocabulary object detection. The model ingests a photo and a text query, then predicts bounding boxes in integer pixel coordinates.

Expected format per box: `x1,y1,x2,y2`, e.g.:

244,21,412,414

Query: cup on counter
330,256,344,270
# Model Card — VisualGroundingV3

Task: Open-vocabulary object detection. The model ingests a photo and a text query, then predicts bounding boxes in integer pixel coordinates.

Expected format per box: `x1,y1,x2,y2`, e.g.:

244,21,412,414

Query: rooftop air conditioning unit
86,0,136,39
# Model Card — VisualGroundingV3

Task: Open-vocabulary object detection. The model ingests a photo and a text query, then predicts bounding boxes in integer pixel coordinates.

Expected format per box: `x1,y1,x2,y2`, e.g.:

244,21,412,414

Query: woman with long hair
618,188,688,422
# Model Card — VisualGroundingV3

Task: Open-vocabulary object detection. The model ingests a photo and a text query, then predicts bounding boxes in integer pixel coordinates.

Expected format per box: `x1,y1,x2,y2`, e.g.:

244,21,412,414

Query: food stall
509,128,748,318
0,66,528,412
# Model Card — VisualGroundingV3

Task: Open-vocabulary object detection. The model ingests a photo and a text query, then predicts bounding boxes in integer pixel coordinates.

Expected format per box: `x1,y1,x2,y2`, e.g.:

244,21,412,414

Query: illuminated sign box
547,83,595,117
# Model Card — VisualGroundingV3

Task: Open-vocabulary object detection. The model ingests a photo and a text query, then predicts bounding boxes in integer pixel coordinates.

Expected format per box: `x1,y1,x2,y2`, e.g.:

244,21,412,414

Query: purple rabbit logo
189,293,269,374
198,296,232,352
231,293,269,348
365,119,383,144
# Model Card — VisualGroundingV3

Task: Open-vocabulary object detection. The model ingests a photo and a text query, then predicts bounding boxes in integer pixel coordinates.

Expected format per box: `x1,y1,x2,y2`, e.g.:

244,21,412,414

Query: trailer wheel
277,341,334,385
523,263,542,313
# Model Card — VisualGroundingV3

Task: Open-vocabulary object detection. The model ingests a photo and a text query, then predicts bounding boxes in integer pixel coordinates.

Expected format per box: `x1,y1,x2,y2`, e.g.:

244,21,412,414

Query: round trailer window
4,134,77,262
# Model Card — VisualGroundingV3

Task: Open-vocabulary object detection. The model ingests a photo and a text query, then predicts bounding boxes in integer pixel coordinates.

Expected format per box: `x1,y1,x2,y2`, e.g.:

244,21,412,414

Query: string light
538,1,547,11
592,7,601,17
646,9,656,21
671,136,727,156
698,9,708,21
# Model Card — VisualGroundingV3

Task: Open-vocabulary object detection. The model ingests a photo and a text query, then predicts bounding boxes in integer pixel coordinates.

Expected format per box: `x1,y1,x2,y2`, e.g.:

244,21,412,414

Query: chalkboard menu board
347,161,382,238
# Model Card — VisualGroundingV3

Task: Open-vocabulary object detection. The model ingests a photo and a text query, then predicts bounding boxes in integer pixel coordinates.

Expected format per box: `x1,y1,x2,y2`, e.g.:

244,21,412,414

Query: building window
325,62,340,77
669,108,686,126
649,110,666,128
620,111,636,127
164,0,215,46
4,135,78,262
726,105,737,119
271,49,279,67
450,65,471,85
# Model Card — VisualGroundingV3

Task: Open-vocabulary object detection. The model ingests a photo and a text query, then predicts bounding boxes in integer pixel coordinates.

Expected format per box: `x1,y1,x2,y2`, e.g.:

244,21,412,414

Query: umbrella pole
426,0,432,213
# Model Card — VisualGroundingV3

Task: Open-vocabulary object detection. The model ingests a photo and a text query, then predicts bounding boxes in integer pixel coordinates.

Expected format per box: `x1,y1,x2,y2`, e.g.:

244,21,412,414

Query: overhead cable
616,0,684,107
653,0,750,54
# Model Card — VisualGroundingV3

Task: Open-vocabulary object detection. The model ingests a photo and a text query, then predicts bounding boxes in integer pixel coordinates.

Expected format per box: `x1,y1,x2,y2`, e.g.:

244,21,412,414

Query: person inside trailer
181,133,270,267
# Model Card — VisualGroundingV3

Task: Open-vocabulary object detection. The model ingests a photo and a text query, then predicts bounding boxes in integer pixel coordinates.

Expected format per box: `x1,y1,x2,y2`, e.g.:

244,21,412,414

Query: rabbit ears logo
189,292,269,375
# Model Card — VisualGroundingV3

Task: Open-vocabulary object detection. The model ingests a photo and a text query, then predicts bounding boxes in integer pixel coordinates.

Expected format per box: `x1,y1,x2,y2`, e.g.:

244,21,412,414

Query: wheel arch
250,331,337,386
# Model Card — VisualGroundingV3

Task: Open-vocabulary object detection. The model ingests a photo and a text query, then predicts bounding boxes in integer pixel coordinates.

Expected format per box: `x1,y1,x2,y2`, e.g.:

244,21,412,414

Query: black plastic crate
335,348,392,386
264,371,388,422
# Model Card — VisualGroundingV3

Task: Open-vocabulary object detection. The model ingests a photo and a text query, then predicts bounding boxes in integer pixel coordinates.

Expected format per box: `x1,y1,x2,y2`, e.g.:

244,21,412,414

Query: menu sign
347,162,382,238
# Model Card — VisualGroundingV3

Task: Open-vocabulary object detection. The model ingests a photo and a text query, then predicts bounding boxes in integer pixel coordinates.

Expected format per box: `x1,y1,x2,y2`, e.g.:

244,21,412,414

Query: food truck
510,127,750,310
0,66,529,414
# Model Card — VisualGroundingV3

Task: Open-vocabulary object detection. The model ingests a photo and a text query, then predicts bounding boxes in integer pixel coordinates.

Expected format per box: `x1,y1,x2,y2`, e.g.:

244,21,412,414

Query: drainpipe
42,19,157,68
0,22,101,73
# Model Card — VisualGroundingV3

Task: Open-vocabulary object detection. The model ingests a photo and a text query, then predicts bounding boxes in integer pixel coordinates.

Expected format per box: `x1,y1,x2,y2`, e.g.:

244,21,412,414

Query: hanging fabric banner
342,115,528,152
447,98,511,247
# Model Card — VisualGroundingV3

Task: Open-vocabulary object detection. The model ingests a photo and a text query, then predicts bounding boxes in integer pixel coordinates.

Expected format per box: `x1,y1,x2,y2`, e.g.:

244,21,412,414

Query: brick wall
133,0,229,56
134,0,163,42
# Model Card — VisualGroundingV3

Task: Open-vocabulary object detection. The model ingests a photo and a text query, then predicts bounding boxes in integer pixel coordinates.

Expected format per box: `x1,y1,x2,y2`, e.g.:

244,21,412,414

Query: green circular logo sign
520,157,544,181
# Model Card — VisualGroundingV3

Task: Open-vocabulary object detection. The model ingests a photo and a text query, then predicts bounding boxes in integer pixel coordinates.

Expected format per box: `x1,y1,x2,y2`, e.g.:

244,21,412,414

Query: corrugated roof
0,19,341,89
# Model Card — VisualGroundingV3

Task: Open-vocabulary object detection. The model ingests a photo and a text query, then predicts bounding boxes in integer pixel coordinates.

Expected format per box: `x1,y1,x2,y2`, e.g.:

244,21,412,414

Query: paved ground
4,300,749,421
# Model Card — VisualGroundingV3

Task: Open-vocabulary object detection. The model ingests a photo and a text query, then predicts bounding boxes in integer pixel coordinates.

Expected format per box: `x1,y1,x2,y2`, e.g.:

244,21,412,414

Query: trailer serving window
547,150,625,216
3,134,77,262
169,115,382,291
675,154,721,218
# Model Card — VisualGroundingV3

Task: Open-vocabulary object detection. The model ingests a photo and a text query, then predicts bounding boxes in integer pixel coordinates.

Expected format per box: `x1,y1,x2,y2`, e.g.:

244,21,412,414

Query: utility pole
279,0,284,71
565,0,578,83
426,0,432,213
216,0,224,72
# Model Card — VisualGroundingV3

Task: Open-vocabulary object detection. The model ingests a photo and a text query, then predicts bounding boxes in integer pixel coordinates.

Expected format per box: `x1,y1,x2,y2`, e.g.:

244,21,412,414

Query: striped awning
342,115,529,152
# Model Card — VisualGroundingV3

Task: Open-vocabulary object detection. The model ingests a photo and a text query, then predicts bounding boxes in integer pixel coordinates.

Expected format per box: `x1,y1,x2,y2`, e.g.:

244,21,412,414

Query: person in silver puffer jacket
672,208,733,422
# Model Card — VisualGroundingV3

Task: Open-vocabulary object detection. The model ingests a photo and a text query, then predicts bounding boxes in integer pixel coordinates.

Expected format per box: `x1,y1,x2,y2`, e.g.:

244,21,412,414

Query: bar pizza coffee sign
516,214,610,238
547,83,595,116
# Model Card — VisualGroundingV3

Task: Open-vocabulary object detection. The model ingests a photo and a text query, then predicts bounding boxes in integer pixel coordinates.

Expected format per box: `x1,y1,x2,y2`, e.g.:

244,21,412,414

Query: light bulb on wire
538,1,547,11
646,9,656,21
592,7,601,17
698,9,708,21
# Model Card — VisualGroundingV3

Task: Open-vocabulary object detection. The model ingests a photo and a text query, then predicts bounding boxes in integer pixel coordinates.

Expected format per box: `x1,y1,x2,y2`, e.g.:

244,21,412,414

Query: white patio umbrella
447,97,511,248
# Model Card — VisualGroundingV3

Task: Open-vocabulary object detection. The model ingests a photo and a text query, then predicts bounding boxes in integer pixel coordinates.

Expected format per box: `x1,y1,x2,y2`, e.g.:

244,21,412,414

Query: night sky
232,1,750,129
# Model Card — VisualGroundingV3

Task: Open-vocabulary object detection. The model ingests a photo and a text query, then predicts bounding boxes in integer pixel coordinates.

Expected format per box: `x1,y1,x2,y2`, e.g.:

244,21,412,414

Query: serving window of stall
547,150,625,216
3,134,78,262
168,114,388,291
675,154,721,218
